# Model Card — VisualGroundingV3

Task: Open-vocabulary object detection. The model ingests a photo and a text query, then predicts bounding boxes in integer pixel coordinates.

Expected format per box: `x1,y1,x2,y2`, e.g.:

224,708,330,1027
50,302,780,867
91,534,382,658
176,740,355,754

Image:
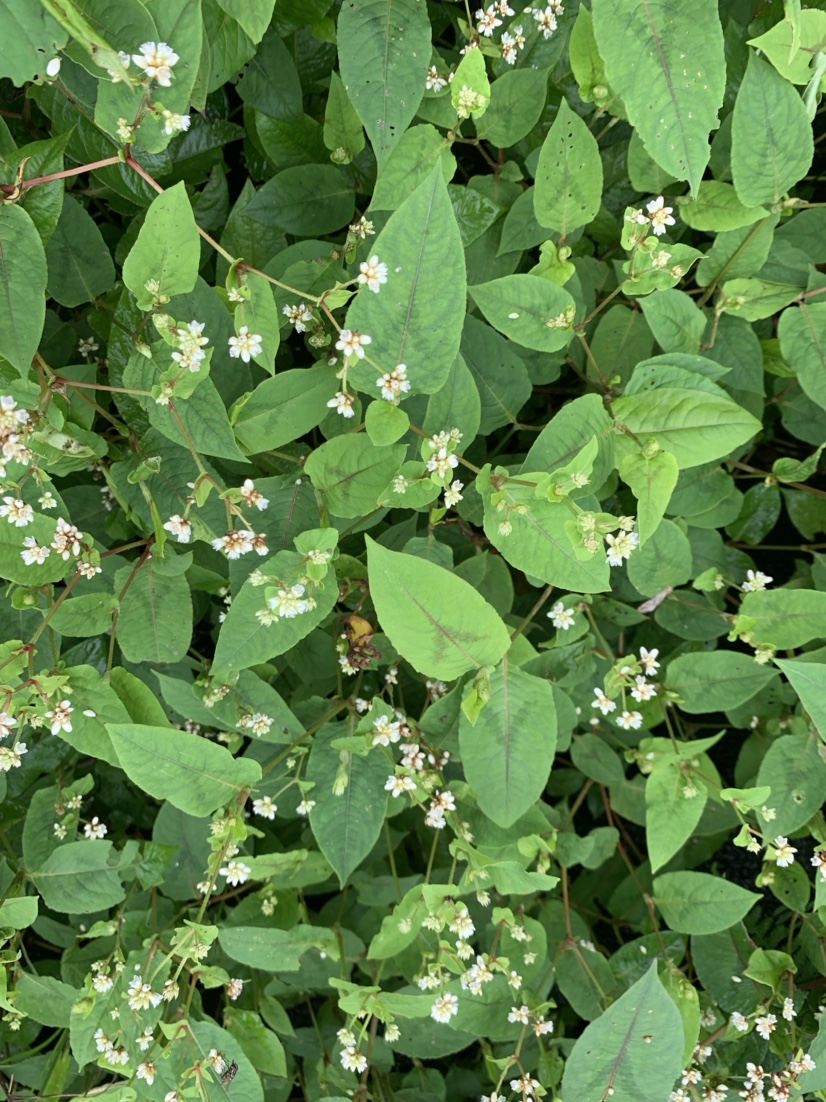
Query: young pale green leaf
122,181,200,310
738,587,826,648
0,203,47,376
676,181,768,233
646,759,708,872
29,841,126,915
233,366,339,454
459,659,556,828
366,537,511,680
591,0,726,192
534,98,603,236
470,274,577,352
306,725,389,886
337,0,431,167
346,166,466,396
775,658,826,742
561,963,684,1102
107,723,262,816
731,52,814,208
666,651,778,713
653,871,761,934
364,400,409,445
619,450,679,545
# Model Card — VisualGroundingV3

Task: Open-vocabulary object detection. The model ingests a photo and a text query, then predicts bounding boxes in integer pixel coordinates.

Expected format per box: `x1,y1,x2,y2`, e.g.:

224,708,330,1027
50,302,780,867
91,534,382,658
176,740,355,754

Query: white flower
253,796,277,819
449,907,475,940
630,676,657,702
782,996,796,1020
810,850,826,880
127,974,163,1010
426,65,447,92
45,700,73,735
51,518,82,559
358,256,388,293
38,491,57,509
511,1076,541,1096
497,0,515,12
534,1016,553,1035
336,329,372,360
136,1062,156,1085
500,32,518,63
212,529,253,560
0,742,25,772
226,977,244,1000
162,514,191,543
84,817,108,840
220,860,251,886
742,570,772,592
268,584,309,620
431,992,458,1023
773,836,797,867
444,480,464,508
800,1054,816,1071
616,710,643,730
327,391,355,418
427,447,459,478
21,536,50,565
646,195,676,235
283,302,313,332
755,1013,777,1040
476,4,503,35
533,5,558,37
161,110,190,134
639,647,660,673
508,1004,529,1024
229,326,263,362
761,805,776,821
132,41,179,86
92,971,114,993
377,363,411,402
0,713,15,740
240,479,269,511
730,1012,749,1032
296,798,315,815
498,519,512,537
0,497,33,527
457,84,487,118
349,216,374,238
548,601,575,630
385,774,416,797
605,531,639,566
340,1047,368,1073
372,714,401,746
592,688,616,715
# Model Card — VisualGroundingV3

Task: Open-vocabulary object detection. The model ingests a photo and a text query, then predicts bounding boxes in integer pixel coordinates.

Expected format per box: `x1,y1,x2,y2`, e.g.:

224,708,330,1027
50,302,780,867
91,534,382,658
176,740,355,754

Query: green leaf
653,871,760,934
0,203,47,376
561,963,685,1102
0,896,37,930
219,925,326,971
611,388,761,468
646,758,708,872
423,353,481,442
233,366,338,454
775,658,826,741
306,725,389,886
0,132,71,244
778,302,826,414
619,450,679,545
236,26,302,116
50,592,118,638
627,518,692,597
731,52,814,208
213,550,339,673
13,972,76,1027
107,723,262,816
44,195,115,308
0,2,66,86
114,550,193,665
666,651,778,713
366,536,511,680
122,181,200,311
365,400,409,445
748,9,826,85
244,165,355,235
459,659,556,828
639,289,706,354
216,0,274,44
337,0,431,166
29,841,126,914
591,0,726,191
534,98,603,236
755,731,826,836
677,181,768,232
461,316,531,434
234,272,280,374
305,435,405,518
476,68,549,148
470,274,576,353
225,1008,286,1077
347,166,466,396
324,70,365,162
370,124,456,212
738,587,826,648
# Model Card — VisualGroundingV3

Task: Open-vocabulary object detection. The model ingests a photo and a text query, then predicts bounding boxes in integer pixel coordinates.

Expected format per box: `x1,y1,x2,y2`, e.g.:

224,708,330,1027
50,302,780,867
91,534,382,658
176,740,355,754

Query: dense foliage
2,1,826,1100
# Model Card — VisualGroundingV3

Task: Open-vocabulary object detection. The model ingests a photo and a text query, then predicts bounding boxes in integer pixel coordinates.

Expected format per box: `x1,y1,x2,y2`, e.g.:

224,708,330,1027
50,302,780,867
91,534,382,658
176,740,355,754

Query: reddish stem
0,156,123,195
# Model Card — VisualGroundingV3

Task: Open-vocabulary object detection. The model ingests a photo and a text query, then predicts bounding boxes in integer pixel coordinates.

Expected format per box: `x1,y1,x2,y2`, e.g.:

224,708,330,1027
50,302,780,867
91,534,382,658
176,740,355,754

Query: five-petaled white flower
240,479,269,511
773,836,797,867
533,5,558,37
639,647,660,673
336,328,372,360
21,536,50,565
377,363,411,402
220,860,251,886
45,699,74,735
163,514,191,543
358,256,388,293
327,391,355,418
161,110,190,135
127,974,163,1011
84,817,108,840
742,570,772,592
616,710,643,730
132,41,179,86
0,497,33,527
283,302,313,332
592,688,616,715
630,676,657,702
253,796,277,819
426,65,447,92
605,530,639,566
385,773,416,797
508,1005,530,1024
431,992,458,1023
444,480,464,508
755,1013,777,1041
646,196,676,235
229,326,263,362
548,601,575,630
476,5,503,36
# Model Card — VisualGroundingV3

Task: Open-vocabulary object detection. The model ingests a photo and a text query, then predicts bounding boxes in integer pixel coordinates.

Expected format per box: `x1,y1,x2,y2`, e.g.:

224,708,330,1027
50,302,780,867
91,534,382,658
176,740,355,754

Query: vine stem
0,156,122,195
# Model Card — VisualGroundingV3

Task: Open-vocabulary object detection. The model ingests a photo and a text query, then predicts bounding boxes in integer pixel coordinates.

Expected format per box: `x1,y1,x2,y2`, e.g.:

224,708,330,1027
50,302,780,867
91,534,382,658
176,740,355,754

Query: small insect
220,1061,239,1086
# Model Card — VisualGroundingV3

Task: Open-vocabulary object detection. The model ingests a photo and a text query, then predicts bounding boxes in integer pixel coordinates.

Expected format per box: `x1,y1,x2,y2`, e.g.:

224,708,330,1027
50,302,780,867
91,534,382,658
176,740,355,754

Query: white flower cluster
256,581,316,627
170,320,209,372
229,326,263,362
0,708,25,773
377,363,411,403
591,647,660,730
20,517,99,579
212,529,268,559
131,41,179,86
634,196,676,237
0,396,32,478
283,302,313,332
338,1027,369,1074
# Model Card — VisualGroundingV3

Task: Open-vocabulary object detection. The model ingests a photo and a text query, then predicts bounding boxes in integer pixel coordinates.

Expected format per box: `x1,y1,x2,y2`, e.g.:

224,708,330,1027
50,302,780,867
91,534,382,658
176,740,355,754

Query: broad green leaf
653,871,760,934
233,366,339,454
0,204,46,376
236,26,302,116
666,651,778,713
755,731,826,836
122,181,200,310
561,963,685,1102
13,972,76,1027
49,592,118,638
555,944,615,1021
114,550,193,665
695,214,779,288
677,181,768,232
611,388,761,468
739,587,826,648
29,841,126,914
534,98,603,236
234,272,280,374
347,166,466,396
461,315,531,434
305,435,406,518
470,274,577,352
217,0,276,45
775,658,826,741
107,723,262,816
627,518,692,597
225,1008,286,1078
591,0,726,191
45,196,115,308
0,132,71,244
244,165,355,235
0,2,66,86
523,393,615,486
778,302,826,413
337,0,431,166
323,70,365,162
0,513,71,587
646,758,708,872
366,537,511,680
213,550,338,673
306,725,389,885
220,925,328,971
364,399,409,445
619,450,679,545
423,353,482,442
370,124,456,211
639,289,706,354
726,481,781,545
731,52,813,208
459,659,556,828
477,68,549,149
748,9,826,85
0,896,37,930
